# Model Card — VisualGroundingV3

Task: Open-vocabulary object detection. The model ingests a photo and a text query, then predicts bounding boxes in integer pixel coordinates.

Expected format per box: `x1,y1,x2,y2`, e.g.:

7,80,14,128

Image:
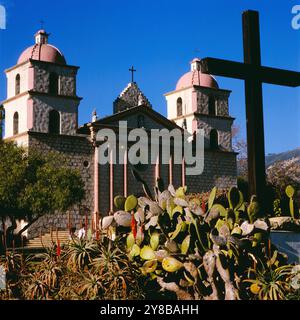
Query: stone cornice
28,90,83,101
194,113,235,121
171,112,235,122
1,90,82,105
164,85,231,97
5,59,80,73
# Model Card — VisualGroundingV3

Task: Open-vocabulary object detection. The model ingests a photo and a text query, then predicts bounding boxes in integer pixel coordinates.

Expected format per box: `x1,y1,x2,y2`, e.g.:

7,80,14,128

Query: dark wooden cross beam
200,10,300,204
129,66,136,83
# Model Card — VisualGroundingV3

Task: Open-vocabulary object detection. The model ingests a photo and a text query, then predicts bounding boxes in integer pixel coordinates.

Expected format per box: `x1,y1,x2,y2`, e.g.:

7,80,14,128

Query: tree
0,141,85,236
267,157,300,197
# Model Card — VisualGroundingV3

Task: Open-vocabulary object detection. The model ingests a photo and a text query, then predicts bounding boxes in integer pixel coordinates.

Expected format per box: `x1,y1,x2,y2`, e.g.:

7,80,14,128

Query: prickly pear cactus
285,185,295,219
114,195,126,210
103,183,288,300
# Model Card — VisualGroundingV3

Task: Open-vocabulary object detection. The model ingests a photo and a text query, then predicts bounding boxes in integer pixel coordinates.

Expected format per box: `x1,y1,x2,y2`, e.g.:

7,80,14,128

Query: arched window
15,74,20,95
49,72,59,95
13,112,19,135
49,110,60,134
208,96,216,116
177,97,183,117
210,129,219,149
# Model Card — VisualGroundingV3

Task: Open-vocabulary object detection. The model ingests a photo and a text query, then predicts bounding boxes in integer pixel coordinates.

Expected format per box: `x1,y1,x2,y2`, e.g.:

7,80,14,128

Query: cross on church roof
129,66,136,83
200,10,300,207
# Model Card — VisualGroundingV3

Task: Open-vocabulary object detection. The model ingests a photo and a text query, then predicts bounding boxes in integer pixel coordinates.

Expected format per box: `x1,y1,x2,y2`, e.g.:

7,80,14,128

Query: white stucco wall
3,94,30,138
6,62,32,99
165,87,194,120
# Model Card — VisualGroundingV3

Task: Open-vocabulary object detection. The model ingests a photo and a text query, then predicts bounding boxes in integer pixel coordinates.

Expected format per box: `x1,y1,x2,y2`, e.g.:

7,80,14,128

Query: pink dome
176,58,219,90
18,44,66,65
17,30,66,65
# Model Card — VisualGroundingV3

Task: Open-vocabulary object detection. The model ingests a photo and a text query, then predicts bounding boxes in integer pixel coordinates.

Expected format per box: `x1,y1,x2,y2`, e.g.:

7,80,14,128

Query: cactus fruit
114,195,126,210
125,195,138,212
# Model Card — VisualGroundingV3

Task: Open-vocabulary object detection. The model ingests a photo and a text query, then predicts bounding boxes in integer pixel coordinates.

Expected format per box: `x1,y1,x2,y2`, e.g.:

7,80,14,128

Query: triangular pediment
113,82,152,113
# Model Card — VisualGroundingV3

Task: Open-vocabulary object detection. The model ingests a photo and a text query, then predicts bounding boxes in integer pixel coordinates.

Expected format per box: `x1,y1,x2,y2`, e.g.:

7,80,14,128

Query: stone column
124,149,128,198
109,149,114,212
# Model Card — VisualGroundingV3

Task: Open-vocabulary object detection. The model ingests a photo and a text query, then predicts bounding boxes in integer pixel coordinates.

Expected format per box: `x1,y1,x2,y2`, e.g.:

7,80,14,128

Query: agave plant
66,239,98,272
23,272,52,300
245,264,292,300
77,271,104,300
91,239,144,300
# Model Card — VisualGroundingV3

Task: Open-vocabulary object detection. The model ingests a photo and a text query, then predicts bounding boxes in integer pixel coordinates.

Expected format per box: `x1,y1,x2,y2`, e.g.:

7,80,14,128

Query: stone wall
186,150,237,193
195,116,234,150
113,82,152,113
26,132,94,239
32,95,79,135
25,133,236,238
196,88,230,116
32,61,77,97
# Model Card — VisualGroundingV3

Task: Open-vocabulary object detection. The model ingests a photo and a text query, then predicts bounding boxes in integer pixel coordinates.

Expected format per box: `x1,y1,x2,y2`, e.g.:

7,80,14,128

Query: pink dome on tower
176,58,218,90
17,30,66,65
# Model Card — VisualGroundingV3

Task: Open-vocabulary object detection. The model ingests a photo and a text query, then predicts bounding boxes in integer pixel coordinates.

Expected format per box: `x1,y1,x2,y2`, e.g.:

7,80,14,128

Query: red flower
131,213,137,239
201,200,206,213
56,239,61,257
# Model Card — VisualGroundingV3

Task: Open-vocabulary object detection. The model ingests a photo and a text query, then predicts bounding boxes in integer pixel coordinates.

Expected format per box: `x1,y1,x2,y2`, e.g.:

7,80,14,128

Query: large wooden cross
200,10,300,204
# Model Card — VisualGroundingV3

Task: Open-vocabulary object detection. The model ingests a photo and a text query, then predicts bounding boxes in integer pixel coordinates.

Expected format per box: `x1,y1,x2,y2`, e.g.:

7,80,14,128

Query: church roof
78,105,182,135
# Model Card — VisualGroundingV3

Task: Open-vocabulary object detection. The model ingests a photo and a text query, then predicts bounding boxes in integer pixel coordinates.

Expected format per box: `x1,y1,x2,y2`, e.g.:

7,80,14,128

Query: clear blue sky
0,0,299,154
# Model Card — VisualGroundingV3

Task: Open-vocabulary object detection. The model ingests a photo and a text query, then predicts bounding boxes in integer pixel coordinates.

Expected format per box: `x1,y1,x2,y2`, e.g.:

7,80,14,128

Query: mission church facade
1,30,237,238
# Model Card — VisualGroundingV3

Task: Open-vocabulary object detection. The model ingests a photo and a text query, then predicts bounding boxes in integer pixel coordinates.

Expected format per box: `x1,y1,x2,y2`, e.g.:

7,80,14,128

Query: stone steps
26,231,71,248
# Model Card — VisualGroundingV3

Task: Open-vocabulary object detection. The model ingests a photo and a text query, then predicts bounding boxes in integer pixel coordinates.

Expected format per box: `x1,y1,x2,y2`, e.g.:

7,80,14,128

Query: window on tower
49,72,59,95
13,112,19,135
49,110,60,134
210,129,219,149
15,74,20,95
177,97,183,117
208,96,216,116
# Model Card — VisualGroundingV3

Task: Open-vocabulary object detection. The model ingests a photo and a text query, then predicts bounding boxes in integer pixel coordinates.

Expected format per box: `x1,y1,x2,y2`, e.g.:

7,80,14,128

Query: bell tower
164,58,235,152
2,30,81,145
